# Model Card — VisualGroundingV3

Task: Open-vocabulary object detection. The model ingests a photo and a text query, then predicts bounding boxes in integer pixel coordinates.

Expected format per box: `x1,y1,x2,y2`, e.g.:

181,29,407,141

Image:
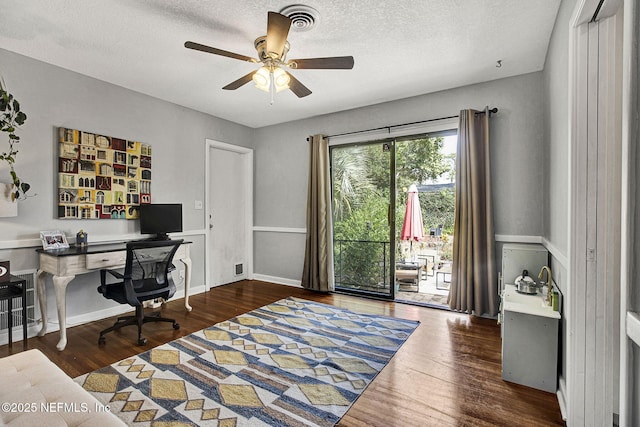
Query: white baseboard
37,285,207,335
0,325,45,345
41,304,133,334
557,377,568,421
252,274,302,288
185,284,207,295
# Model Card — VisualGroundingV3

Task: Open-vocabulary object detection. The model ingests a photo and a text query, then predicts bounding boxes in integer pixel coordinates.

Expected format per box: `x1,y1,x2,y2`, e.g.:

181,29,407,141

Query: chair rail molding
494,234,543,244
253,226,306,234
0,230,206,251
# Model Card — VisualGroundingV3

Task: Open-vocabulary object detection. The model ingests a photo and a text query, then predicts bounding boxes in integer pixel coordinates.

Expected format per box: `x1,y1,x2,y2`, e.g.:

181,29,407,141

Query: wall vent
279,5,320,32
234,263,244,276
0,269,37,345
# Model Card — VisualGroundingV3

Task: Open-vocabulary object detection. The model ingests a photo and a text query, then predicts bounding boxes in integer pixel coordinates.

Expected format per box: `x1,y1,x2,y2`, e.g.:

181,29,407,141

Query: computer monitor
139,203,183,240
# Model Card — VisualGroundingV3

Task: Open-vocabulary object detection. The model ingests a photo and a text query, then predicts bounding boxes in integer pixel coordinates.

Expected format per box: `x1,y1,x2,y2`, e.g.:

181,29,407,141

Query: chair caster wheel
173,323,180,330
98,336,105,345
138,338,147,345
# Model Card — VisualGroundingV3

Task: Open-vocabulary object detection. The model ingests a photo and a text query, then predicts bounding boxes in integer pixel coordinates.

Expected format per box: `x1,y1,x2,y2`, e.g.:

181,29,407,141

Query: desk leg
179,256,192,312
36,270,48,337
52,275,74,351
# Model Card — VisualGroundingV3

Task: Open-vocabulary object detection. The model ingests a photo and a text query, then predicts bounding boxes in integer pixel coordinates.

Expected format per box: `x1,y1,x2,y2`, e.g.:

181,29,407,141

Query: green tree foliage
331,146,377,221
333,195,389,242
419,188,456,234
366,137,450,192
333,195,391,288
396,137,449,190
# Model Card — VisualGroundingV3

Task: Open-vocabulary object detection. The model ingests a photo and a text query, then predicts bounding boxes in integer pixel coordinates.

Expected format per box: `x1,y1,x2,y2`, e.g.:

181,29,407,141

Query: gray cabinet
501,285,560,392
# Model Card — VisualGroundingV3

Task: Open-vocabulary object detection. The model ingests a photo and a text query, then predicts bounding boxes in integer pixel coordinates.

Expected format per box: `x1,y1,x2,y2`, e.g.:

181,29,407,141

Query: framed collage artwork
57,127,152,219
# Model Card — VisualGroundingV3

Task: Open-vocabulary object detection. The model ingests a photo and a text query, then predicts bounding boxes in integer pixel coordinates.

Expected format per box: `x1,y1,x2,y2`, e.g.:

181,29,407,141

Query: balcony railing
333,239,391,292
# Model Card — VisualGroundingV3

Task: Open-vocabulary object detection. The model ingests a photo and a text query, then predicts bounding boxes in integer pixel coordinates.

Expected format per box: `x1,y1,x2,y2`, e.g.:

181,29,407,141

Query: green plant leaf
15,111,26,125
1,78,30,199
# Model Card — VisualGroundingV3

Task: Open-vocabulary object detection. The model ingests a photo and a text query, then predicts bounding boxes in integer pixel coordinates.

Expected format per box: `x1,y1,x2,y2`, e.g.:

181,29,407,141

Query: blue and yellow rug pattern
75,297,419,426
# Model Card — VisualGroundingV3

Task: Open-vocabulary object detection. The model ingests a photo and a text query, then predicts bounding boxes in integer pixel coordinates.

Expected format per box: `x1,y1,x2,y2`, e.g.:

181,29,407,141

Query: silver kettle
515,269,538,294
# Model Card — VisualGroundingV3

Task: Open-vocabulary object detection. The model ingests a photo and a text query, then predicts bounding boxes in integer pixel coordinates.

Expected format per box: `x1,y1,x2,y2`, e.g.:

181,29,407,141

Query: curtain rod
315,107,498,140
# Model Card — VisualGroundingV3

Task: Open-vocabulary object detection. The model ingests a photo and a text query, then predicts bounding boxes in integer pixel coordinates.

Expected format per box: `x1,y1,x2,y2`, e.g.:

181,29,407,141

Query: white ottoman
0,349,125,426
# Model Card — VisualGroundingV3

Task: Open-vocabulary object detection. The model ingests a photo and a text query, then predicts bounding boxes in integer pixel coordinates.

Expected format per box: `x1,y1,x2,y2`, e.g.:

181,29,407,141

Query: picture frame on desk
40,230,69,250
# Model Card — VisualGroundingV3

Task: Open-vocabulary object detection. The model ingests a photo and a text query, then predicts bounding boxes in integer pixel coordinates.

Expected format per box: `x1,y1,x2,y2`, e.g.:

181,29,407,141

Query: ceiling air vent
279,5,320,32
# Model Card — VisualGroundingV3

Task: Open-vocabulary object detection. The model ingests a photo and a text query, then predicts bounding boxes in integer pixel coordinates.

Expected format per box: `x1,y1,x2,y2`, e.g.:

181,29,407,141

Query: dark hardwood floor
0,280,565,426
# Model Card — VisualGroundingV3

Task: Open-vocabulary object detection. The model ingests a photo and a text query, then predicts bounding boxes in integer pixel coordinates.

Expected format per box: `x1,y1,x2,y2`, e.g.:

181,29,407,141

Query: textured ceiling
0,0,561,128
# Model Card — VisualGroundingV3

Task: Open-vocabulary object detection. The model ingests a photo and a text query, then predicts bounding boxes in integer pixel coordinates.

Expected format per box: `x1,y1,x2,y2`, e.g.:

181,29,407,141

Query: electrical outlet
194,200,203,210
179,270,185,281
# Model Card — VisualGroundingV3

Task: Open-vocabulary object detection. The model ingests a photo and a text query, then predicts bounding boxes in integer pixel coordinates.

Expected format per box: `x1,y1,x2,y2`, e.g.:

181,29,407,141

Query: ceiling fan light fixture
252,67,271,92
272,67,290,92
252,66,290,94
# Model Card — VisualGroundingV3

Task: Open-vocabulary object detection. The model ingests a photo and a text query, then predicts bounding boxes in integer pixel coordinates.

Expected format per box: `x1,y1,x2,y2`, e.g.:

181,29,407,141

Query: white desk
36,241,192,351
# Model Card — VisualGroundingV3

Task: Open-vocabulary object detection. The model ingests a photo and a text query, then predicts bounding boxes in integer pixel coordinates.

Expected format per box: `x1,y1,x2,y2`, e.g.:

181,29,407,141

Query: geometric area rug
74,297,419,426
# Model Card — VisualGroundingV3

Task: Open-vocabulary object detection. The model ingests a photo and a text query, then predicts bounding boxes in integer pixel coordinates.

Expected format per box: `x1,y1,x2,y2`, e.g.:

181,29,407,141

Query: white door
207,142,253,287
570,1,625,424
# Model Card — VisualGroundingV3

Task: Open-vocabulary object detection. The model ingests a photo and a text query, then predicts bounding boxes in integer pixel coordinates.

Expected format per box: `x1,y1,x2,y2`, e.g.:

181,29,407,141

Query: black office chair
97,239,183,345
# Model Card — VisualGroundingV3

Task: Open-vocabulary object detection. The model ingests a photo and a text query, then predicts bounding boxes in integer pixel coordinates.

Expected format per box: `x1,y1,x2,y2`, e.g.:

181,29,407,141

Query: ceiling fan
184,11,354,99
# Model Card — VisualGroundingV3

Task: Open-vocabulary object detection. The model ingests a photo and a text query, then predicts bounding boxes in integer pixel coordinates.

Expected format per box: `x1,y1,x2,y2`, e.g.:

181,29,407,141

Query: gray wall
254,72,547,283
0,48,254,326
542,0,578,414
544,0,575,263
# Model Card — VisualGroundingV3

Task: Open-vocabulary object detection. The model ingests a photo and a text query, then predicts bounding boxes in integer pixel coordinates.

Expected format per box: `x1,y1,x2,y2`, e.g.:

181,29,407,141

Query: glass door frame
329,125,459,301
329,138,397,300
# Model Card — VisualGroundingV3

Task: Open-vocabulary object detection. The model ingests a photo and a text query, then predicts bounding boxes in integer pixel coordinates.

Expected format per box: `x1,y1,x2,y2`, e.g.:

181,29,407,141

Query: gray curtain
448,108,497,316
301,134,334,292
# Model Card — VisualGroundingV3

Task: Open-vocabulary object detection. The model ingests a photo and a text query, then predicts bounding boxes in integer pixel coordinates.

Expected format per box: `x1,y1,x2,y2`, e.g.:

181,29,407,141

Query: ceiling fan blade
222,71,257,90
288,56,355,69
266,12,291,57
285,72,312,98
185,41,256,63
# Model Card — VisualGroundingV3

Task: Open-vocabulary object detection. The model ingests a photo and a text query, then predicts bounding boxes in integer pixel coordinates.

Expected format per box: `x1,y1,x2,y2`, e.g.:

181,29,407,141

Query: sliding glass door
330,131,456,302
330,140,395,298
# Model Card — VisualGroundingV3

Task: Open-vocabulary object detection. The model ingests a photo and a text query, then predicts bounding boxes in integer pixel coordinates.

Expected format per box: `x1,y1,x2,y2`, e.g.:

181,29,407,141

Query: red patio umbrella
400,184,425,259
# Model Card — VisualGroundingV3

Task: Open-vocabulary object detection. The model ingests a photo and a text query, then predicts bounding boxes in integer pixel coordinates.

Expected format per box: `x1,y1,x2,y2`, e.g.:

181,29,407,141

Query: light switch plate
194,200,203,210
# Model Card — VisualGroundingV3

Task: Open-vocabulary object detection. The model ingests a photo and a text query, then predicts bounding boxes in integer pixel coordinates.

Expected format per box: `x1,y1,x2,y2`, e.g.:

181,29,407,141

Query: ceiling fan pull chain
270,71,275,105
